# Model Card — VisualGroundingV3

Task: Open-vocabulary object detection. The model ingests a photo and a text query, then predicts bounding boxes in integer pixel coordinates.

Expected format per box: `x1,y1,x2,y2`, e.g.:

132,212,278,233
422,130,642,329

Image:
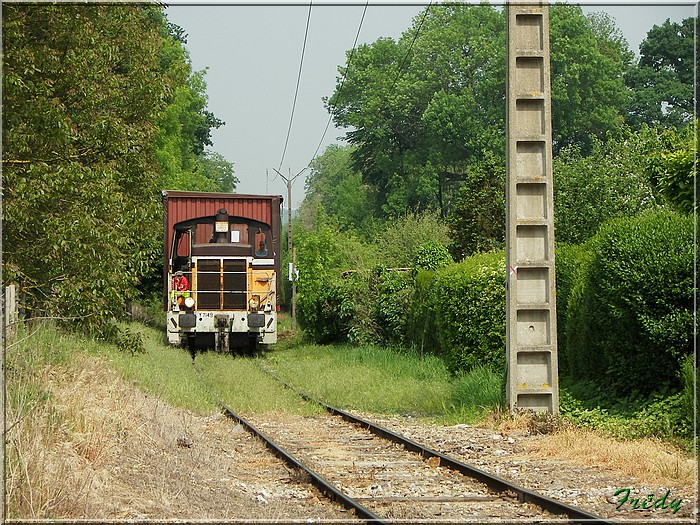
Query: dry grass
485,409,696,489
5,358,110,518
5,352,215,518
524,427,696,487
4,329,350,521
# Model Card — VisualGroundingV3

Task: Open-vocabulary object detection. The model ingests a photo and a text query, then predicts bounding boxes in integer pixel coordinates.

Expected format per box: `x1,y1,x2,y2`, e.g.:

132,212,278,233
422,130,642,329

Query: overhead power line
387,0,433,95
278,1,313,173
308,0,369,166
307,1,432,170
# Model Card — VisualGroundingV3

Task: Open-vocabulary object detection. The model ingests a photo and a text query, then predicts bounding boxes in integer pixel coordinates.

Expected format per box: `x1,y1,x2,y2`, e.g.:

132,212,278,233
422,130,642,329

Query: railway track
192,357,611,523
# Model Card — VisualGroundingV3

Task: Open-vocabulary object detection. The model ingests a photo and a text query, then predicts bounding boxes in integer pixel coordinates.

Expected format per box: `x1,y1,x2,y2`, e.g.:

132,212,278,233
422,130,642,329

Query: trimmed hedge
565,210,694,396
553,242,593,375
409,251,506,374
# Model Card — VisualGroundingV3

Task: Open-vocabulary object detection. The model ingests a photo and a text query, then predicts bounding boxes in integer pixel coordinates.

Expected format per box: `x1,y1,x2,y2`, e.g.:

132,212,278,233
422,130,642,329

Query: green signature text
613,488,683,514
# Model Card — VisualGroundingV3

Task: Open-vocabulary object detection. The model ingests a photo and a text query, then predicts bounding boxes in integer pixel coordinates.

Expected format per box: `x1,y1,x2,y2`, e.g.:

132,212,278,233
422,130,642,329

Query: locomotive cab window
171,229,191,272
254,228,269,257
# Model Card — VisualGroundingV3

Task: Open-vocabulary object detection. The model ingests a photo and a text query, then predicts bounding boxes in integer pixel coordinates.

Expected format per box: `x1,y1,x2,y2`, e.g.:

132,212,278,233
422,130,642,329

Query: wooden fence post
4,284,19,342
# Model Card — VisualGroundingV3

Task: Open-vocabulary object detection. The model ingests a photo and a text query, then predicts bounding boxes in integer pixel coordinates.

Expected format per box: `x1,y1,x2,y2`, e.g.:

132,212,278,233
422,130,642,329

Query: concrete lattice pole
505,1,559,414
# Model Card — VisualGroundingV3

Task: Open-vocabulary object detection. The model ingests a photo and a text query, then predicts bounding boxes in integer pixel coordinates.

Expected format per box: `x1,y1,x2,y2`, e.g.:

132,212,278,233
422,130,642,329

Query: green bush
412,250,506,374
338,271,380,345
553,242,593,375
297,277,345,343
374,211,451,267
679,353,696,434
406,269,440,356
559,376,693,443
295,211,379,343
375,269,413,347
565,210,693,396
413,241,453,276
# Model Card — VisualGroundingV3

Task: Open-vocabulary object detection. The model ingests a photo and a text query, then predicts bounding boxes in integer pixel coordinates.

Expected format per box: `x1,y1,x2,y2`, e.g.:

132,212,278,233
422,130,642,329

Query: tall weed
446,365,505,422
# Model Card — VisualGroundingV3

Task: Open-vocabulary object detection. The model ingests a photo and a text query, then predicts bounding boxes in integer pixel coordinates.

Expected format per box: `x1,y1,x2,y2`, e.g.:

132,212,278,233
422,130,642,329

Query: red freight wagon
162,190,283,352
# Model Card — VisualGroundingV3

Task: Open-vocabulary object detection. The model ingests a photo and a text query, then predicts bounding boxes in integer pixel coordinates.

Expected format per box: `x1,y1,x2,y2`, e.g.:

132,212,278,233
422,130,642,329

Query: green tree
303,144,375,232
625,18,696,129
447,153,506,259
155,19,232,193
553,126,662,244
155,62,229,191
549,6,633,152
646,121,696,214
196,150,239,193
2,3,168,331
327,4,632,218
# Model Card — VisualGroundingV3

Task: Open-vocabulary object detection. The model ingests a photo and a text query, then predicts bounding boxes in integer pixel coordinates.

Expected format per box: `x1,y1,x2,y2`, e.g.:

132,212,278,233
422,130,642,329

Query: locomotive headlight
249,295,260,311
184,296,195,309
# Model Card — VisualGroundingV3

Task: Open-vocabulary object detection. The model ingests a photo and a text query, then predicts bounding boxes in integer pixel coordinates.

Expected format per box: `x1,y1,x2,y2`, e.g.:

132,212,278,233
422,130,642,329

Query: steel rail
190,359,386,524
256,361,613,524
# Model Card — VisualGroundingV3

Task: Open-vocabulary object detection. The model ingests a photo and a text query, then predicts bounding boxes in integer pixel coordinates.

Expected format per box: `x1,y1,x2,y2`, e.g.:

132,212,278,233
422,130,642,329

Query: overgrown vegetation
2,3,235,336
3,2,695,486
290,3,695,447
558,355,695,447
5,323,104,517
293,208,695,444
5,313,693,519
264,338,504,423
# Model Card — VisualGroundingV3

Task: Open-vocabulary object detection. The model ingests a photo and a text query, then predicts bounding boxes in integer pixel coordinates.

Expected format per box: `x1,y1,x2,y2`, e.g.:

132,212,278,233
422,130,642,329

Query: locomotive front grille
223,260,247,309
195,258,247,310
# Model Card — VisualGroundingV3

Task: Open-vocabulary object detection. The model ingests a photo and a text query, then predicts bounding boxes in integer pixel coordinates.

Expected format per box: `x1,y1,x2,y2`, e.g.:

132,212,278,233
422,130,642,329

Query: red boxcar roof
162,190,283,266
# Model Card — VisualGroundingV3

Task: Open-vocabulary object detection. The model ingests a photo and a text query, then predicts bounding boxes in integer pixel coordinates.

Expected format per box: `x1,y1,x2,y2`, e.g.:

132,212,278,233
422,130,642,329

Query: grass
5,323,135,518
100,318,505,423
6,318,695,518
526,427,696,486
89,322,320,417
91,323,214,414
195,351,322,415
262,340,503,423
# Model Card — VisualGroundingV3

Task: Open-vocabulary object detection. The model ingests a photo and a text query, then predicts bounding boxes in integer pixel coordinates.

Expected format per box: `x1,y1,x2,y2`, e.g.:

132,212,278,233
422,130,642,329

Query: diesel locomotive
163,190,283,352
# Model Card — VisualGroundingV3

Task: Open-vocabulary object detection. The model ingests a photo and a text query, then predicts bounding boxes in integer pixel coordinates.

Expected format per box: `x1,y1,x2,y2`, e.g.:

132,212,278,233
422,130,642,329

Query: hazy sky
165,1,696,208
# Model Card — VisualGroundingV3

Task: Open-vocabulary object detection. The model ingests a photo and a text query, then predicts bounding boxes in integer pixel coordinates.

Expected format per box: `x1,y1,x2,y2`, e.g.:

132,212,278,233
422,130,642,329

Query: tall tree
624,17,696,129
196,150,239,193
327,4,632,218
447,153,506,259
155,21,230,193
549,6,633,152
2,3,167,330
302,144,375,232
646,121,696,215
553,126,663,245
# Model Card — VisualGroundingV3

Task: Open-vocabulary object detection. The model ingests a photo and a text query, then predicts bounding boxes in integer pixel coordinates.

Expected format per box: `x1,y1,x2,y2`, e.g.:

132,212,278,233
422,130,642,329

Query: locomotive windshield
170,214,273,272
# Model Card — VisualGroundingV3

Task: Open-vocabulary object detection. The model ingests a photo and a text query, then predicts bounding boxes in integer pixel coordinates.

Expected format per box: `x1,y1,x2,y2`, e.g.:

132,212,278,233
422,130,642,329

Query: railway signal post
505,1,559,414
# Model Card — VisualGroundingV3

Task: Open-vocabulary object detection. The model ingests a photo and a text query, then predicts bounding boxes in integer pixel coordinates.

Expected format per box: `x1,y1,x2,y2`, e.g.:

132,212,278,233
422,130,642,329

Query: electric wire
277,2,313,173
307,1,432,179
307,0,369,166
387,0,433,96
279,2,431,193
